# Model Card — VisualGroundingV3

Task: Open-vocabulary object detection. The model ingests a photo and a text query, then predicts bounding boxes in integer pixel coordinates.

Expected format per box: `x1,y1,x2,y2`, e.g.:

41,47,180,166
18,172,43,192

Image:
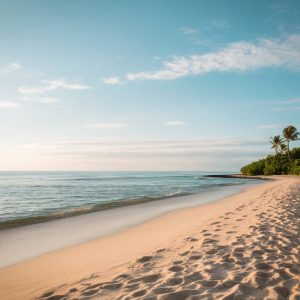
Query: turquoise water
0,171,256,227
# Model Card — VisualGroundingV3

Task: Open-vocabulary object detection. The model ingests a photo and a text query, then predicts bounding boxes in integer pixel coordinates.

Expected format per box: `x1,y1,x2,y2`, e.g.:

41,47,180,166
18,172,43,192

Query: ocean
0,171,257,228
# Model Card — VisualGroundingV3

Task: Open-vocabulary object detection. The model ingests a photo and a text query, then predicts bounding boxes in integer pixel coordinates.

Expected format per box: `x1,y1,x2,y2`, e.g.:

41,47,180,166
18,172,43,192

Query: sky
0,0,300,171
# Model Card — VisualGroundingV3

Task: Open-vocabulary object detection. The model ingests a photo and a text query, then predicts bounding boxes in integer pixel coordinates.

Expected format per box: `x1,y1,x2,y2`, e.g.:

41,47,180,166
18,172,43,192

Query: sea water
0,171,257,228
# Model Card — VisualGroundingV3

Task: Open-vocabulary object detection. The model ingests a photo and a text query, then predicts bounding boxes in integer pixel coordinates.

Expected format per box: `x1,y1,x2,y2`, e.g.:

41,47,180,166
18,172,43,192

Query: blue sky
0,0,299,171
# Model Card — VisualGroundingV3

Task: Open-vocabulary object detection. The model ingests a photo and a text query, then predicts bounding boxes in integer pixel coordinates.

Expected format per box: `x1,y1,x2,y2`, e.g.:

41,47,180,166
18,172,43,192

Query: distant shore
204,174,274,180
0,175,299,299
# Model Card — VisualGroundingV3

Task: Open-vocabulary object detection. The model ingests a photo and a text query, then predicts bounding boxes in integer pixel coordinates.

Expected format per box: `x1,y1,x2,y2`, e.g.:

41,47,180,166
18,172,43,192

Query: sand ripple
36,180,300,300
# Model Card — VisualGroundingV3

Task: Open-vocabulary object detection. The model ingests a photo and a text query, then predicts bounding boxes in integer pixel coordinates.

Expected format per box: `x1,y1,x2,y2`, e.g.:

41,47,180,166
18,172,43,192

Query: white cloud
179,27,198,35
110,34,300,82
42,79,90,90
102,77,122,85
19,79,91,94
164,121,187,126
22,96,59,104
19,86,43,94
0,101,20,108
84,123,127,129
0,63,22,74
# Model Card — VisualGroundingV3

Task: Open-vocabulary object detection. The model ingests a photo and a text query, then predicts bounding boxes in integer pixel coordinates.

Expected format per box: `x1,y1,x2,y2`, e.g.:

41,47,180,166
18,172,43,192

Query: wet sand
0,185,247,267
0,176,299,299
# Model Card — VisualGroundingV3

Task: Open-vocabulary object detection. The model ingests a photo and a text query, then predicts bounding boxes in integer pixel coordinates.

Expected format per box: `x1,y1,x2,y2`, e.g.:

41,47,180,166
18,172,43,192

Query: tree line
241,125,300,176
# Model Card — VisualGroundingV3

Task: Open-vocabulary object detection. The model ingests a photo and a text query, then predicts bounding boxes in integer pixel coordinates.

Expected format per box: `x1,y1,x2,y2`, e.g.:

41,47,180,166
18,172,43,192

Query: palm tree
270,135,285,155
282,125,299,159
280,143,287,154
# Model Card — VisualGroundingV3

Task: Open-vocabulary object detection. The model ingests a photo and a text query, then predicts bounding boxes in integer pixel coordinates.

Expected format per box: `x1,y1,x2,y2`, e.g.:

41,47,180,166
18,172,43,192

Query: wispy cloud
21,137,266,155
102,77,122,85
164,121,187,126
269,106,300,111
280,98,300,104
258,124,282,129
19,79,91,94
212,20,230,28
21,96,59,104
264,1,299,32
84,123,127,129
0,63,22,74
263,97,300,111
18,137,269,171
0,101,20,108
107,34,300,82
179,27,198,35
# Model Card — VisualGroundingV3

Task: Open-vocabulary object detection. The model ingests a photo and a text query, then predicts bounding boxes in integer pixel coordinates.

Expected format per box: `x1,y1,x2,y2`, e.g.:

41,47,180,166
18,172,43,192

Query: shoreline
0,183,255,268
204,174,274,180
0,174,258,230
0,176,299,300
0,191,192,230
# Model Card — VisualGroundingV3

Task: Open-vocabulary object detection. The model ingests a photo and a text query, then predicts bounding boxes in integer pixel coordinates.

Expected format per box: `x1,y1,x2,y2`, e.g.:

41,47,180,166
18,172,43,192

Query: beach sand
0,176,299,299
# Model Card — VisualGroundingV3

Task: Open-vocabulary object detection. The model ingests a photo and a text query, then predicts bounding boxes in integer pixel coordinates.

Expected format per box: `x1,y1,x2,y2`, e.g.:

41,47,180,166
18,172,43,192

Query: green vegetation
241,125,300,176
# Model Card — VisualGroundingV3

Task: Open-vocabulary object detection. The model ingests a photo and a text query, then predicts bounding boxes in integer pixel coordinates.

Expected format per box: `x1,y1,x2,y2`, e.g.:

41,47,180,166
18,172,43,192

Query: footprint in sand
159,289,200,300
203,232,212,236
141,274,161,283
185,237,198,242
125,283,140,291
152,286,174,295
137,256,153,263
46,295,67,300
183,272,203,284
34,181,300,300
201,279,218,288
40,291,54,298
202,238,217,245
168,265,185,272
82,289,99,296
205,249,218,255
166,277,183,286
210,221,221,225
189,255,202,260
132,289,147,297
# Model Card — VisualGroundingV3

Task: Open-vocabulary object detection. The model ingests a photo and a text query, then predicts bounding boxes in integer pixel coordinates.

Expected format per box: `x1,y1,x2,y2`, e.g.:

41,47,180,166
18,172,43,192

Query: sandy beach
0,176,299,300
